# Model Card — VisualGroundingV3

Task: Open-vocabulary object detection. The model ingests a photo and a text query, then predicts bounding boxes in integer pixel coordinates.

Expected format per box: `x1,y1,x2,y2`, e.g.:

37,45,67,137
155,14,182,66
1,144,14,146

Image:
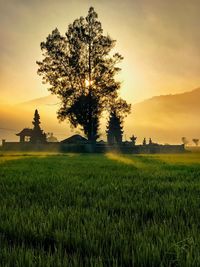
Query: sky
1,0,200,105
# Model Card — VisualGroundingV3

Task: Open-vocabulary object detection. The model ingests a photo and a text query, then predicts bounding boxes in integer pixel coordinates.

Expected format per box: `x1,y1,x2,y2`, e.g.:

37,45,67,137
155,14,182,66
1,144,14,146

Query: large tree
37,7,130,142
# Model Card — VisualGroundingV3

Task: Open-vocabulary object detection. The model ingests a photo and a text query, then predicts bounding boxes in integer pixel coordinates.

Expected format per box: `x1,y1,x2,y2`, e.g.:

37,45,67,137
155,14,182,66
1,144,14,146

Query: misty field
0,152,200,266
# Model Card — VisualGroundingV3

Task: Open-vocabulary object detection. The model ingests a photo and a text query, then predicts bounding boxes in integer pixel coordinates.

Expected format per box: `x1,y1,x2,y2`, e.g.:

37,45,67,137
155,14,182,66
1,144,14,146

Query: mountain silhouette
1,88,200,143
127,88,200,144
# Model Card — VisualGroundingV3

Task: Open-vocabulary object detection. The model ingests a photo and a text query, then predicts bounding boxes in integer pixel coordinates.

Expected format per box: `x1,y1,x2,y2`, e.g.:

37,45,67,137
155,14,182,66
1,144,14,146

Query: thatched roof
16,128,33,136
61,134,87,144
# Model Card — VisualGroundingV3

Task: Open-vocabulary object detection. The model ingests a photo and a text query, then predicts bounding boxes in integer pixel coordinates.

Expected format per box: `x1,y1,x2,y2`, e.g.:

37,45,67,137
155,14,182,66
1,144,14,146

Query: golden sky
1,0,200,105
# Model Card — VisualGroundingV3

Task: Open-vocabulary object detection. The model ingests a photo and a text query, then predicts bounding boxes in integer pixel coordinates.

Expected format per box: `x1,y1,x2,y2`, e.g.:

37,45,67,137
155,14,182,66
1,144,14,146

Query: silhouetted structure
16,128,33,143
107,111,123,145
47,133,58,142
143,138,147,146
30,110,46,143
61,135,87,144
130,135,137,146
4,108,186,153
98,140,106,144
16,110,46,144
192,138,199,146
181,137,189,146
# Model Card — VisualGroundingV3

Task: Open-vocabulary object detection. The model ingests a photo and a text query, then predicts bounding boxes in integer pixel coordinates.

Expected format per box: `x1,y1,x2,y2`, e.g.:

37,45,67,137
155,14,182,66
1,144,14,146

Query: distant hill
127,88,200,144
134,87,200,114
1,88,200,144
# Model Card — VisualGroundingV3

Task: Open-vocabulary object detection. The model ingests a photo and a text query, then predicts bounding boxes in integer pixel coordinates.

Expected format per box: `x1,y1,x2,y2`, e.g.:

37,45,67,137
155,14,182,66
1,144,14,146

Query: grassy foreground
0,152,200,266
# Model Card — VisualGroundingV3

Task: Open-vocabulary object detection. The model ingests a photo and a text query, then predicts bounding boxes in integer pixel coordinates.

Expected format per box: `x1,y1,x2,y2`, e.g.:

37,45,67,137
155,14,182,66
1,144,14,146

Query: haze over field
1,88,199,144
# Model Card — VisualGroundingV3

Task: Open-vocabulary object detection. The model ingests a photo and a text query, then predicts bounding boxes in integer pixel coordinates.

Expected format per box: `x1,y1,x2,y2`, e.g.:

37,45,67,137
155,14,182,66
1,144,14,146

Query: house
16,128,33,143
61,134,87,144
16,110,46,144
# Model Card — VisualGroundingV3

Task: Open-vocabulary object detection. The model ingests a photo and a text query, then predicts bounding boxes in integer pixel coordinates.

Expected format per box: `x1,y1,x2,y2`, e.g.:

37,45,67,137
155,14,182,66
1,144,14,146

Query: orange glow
85,79,93,87
1,1,200,143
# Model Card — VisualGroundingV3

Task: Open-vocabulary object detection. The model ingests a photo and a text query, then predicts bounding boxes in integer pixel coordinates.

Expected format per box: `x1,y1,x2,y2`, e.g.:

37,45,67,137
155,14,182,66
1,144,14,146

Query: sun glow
85,79,93,87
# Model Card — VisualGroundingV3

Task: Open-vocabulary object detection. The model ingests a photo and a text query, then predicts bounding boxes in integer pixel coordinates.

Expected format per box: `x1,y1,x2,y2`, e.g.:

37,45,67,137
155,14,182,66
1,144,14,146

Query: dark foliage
37,7,130,141
59,92,100,142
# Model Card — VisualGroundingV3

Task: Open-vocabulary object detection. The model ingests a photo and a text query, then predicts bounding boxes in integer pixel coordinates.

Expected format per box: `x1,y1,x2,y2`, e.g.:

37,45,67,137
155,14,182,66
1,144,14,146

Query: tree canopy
37,7,130,141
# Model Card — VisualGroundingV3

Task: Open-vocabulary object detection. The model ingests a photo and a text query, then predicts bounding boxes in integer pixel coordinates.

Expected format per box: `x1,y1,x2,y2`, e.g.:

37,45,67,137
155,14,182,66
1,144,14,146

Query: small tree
30,110,46,143
149,138,152,145
192,138,199,146
181,137,189,146
143,138,146,146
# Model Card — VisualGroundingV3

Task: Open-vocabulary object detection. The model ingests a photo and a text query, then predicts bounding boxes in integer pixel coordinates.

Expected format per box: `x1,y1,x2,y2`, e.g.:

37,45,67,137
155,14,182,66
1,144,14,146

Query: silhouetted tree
37,7,130,142
181,137,189,146
30,110,46,143
143,138,146,146
149,138,152,145
62,93,100,141
192,138,199,146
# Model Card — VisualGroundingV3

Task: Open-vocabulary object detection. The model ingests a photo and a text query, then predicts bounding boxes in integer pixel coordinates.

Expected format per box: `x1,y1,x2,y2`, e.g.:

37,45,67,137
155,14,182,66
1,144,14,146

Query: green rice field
0,152,200,266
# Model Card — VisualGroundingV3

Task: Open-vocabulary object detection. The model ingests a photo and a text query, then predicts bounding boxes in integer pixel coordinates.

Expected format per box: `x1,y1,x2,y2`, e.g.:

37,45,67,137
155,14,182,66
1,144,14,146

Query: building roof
16,128,33,136
61,134,87,144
